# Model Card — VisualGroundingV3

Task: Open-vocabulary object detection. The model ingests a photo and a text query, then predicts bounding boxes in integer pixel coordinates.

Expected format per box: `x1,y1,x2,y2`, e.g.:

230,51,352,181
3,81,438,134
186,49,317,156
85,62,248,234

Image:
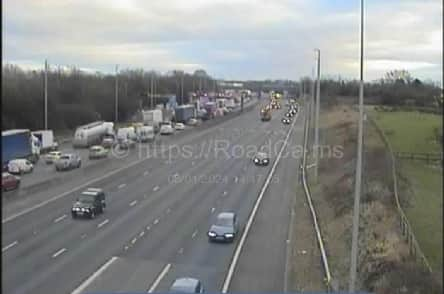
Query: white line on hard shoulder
52,248,67,258
2,241,18,253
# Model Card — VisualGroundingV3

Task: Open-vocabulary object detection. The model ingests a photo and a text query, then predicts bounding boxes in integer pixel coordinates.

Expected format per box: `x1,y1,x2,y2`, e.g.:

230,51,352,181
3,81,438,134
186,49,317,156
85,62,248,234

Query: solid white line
97,219,109,228
147,263,172,293
118,183,127,189
153,185,160,192
52,248,67,258
71,256,118,294
2,241,18,252
192,230,198,239
54,214,67,223
129,200,138,207
144,170,149,176
211,207,215,213
221,112,299,293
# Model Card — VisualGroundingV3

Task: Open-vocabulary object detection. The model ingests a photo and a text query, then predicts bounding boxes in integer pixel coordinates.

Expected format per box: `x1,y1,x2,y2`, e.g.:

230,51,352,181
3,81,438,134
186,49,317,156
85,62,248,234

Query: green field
370,109,442,154
371,108,443,274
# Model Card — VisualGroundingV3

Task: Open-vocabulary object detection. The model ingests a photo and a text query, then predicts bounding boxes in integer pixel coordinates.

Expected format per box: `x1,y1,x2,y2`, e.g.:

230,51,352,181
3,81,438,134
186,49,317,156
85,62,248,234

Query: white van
116,127,137,142
137,126,155,142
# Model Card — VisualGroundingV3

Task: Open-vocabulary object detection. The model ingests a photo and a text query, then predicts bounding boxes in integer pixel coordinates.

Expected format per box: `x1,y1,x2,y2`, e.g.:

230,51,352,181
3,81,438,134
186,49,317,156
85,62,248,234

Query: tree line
2,65,441,132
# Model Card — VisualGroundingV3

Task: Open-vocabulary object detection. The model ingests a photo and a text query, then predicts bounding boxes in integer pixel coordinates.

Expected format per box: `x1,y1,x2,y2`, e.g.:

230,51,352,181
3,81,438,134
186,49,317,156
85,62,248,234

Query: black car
71,188,106,219
285,112,293,118
253,152,270,166
208,212,238,243
282,118,291,124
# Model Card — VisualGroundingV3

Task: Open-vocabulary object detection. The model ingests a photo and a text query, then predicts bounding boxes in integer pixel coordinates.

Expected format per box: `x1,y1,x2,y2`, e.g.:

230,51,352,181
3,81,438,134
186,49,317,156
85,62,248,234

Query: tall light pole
311,66,316,138
44,59,48,129
115,65,119,123
314,48,321,182
150,72,154,109
349,0,365,291
181,71,184,105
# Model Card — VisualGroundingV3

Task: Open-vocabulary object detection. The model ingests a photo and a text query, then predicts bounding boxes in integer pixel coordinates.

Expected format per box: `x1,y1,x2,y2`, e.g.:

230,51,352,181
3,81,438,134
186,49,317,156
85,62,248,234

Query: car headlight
81,208,86,212
263,159,269,162
208,231,216,237
224,233,234,238
254,158,259,163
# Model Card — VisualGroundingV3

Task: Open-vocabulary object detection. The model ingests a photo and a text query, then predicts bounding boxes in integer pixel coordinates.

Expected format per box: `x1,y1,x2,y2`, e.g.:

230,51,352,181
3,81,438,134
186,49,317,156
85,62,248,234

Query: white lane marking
221,112,299,293
146,226,151,231
211,207,215,213
54,214,67,223
81,234,87,239
223,191,227,196
178,248,184,254
234,176,238,183
153,185,160,192
124,246,129,251
129,200,138,207
97,219,109,228
139,231,145,237
144,170,149,176
131,238,137,244
192,230,198,239
52,248,67,258
153,219,159,225
166,208,171,214
118,183,127,189
2,241,18,252
71,256,119,294
191,161,195,166
147,263,172,293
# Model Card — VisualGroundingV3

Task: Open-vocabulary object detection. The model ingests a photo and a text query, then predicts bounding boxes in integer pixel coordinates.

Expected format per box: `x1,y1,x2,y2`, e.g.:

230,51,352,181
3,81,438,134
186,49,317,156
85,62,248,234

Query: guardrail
300,103,333,291
394,151,442,163
367,115,433,274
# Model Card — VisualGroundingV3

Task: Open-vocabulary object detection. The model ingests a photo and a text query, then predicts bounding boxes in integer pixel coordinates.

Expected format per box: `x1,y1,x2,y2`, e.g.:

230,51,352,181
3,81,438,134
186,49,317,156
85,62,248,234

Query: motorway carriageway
2,101,306,294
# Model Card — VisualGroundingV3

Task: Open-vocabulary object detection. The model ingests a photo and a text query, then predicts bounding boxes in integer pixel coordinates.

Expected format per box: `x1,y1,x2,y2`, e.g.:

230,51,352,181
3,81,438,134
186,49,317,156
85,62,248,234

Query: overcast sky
2,0,442,82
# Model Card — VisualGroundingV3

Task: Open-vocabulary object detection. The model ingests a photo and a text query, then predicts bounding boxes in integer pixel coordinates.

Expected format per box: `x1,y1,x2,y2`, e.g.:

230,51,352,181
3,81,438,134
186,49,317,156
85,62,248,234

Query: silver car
170,278,204,293
208,212,238,243
55,153,81,171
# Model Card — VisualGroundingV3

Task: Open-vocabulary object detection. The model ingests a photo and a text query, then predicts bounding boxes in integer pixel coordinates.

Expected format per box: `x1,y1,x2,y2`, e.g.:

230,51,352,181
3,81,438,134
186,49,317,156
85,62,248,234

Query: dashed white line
153,219,159,225
234,176,238,183
97,219,109,228
178,248,184,254
118,183,127,189
146,226,151,231
54,214,67,223
124,246,129,251
139,231,145,237
71,257,119,294
223,191,228,196
153,186,160,192
147,263,172,293
166,208,171,214
131,238,137,245
52,248,67,258
129,200,138,207
192,230,198,239
144,171,149,176
2,241,18,252
211,207,215,213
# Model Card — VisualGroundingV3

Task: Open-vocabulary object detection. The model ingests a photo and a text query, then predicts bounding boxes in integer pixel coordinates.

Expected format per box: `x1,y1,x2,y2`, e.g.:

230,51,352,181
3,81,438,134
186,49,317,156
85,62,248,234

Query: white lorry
141,109,163,133
73,121,114,148
116,127,137,142
136,125,155,142
31,130,58,153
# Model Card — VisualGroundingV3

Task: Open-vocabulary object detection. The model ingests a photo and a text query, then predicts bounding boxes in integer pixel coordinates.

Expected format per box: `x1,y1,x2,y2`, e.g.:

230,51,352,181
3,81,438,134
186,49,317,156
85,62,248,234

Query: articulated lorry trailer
2,129,40,166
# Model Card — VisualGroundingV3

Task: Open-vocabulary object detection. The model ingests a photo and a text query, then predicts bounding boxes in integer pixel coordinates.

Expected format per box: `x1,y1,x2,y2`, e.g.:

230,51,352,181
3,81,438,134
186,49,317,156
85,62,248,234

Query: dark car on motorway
2,172,20,191
208,212,238,243
55,153,81,171
71,188,106,219
282,118,291,124
170,278,204,293
253,151,270,166
285,112,293,118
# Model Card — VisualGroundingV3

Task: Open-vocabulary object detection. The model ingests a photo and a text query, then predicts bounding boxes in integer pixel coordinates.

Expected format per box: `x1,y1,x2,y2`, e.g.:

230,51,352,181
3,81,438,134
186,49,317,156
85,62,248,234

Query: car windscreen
78,194,95,203
60,155,70,160
216,217,232,227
